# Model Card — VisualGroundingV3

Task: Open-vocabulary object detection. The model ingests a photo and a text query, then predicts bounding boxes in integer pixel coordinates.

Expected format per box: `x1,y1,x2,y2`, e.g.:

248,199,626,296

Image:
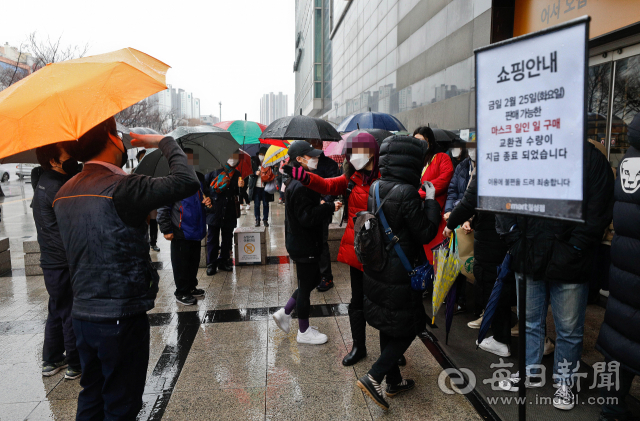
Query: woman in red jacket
414,126,454,264
286,132,380,366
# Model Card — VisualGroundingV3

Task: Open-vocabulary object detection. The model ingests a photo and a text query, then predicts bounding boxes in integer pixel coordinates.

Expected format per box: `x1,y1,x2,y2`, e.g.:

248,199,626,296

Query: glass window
587,62,612,147
315,82,322,98
610,54,640,168
315,9,322,63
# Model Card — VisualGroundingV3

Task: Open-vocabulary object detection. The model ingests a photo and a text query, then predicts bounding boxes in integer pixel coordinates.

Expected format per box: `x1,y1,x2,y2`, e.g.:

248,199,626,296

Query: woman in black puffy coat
356,135,441,410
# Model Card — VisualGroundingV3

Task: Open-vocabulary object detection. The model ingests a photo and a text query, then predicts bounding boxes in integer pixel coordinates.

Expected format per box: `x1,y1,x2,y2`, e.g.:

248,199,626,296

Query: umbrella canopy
214,120,268,151
445,286,457,345
432,236,461,323
337,112,406,132
262,145,288,167
477,253,513,347
432,128,462,144
0,48,169,160
260,115,341,142
261,139,291,148
134,125,239,177
235,149,253,179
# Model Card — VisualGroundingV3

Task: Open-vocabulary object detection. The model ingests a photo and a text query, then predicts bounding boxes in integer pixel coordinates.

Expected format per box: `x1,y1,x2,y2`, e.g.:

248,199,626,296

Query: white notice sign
237,233,261,263
475,17,588,221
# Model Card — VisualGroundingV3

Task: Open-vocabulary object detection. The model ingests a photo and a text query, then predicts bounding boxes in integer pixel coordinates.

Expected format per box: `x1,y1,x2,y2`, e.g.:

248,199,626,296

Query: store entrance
588,43,640,170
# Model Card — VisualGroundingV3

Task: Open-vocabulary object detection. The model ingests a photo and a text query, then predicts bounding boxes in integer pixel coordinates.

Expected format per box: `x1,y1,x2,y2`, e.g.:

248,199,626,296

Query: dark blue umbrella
477,252,512,347
445,286,457,345
337,112,407,132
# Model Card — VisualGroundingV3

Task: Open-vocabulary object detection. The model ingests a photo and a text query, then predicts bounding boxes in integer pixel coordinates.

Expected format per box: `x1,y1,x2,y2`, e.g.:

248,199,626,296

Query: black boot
342,307,367,366
218,258,233,272
206,264,217,276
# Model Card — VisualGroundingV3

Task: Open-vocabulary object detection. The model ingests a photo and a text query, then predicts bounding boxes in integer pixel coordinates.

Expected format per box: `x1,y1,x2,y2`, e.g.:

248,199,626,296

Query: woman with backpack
248,146,275,227
284,131,381,366
356,135,440,410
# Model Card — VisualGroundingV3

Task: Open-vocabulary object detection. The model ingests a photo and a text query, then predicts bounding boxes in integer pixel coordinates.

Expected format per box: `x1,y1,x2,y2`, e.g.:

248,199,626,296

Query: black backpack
353,182,401,272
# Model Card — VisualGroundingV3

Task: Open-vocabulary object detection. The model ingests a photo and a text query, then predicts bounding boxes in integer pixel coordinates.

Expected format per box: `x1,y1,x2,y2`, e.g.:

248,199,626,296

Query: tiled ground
1,178,628,421
0,181,481,421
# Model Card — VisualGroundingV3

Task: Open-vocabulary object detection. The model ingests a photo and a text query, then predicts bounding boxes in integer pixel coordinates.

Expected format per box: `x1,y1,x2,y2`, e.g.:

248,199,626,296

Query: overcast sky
2,0,295,122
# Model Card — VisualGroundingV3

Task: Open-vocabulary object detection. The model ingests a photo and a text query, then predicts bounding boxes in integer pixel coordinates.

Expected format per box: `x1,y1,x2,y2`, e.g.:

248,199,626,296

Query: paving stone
25,265,43,276
24,252,41,266
0,237,9,253
23,239,40,254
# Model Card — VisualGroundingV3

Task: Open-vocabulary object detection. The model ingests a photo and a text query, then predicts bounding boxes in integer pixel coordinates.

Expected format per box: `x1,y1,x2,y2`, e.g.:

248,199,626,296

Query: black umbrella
259,115,341,142
432,128,462,144
134,125,239,177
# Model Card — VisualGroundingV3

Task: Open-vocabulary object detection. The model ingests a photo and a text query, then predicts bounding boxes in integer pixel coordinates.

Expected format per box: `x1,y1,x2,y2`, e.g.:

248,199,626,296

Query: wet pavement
0,182,482,421
0,178,630,420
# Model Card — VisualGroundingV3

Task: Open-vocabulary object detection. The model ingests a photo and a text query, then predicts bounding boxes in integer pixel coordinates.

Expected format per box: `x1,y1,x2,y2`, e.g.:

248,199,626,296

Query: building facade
260,92,289,124
148,86,201,120
294,0,493,134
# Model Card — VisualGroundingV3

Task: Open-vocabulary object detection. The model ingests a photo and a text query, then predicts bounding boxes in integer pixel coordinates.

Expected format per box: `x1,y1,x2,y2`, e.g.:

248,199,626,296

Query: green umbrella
214,120,268,154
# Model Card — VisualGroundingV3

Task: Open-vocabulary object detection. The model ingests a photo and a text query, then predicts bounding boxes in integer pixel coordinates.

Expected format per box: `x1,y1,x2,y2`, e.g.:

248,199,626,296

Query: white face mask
468,149,476,161
227,158,239,167
258,155,264,163
303,156,318,171
350,153,371,171
450,148,461,158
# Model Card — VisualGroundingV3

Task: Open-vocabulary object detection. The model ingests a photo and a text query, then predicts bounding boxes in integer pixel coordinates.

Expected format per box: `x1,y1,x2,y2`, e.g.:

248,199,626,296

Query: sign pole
518,217,528,421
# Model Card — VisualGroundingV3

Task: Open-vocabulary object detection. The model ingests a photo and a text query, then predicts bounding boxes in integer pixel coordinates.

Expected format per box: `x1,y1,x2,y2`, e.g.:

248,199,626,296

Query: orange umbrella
0,48,169,160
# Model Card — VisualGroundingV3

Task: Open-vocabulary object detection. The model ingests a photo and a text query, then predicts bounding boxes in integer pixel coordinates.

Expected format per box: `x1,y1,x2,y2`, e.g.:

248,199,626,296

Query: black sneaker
150,245,160,252
263,220,269,227
453,304,466,315
176,294,197,305
386,379,415,397
357,374,389,410
190,288,205,297
42,360,68,377
255,220,260,227
397,355,407,366
316,278,334,292
218,259,233,272
65,366,82,380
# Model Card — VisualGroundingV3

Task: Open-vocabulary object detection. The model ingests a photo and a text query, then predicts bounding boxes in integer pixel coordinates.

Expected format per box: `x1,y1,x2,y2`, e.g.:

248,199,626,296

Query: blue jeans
515,273,588,383
253,187,269,222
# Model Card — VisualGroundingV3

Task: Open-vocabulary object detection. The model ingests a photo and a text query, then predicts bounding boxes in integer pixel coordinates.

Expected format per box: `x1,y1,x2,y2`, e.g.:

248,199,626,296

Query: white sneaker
467,311,484,329
498,371,544,392
553,384,575,410
599,289,609,297
272,308,291,334
544,337,555,356
477,336,510,357
296,326,328,345
246,203,250,209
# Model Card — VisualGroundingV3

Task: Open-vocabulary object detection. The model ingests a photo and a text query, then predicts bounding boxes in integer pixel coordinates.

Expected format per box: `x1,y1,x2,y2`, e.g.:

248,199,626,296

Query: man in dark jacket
356,135,441,411
158,149,209,306
54,117,200,420
272,141,340,346
596,113,640,421
204,151,242,275
33,142,82,380
495,141,614,411
308,139,341,292
444,175,514,357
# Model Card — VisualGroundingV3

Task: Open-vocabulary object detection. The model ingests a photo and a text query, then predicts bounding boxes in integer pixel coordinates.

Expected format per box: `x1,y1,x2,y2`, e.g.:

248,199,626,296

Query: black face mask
110,134,128,168
61,159,81,177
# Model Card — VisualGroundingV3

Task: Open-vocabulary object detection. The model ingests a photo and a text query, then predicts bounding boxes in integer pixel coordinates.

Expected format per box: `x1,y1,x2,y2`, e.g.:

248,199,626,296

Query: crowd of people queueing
28,113,640,420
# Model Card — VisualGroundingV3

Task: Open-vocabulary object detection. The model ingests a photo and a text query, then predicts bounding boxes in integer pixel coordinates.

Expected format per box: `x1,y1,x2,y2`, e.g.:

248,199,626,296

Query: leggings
290,261,321,319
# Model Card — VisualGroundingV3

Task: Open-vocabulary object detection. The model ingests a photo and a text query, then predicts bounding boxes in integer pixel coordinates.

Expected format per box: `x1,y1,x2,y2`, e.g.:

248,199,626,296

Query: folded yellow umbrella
0,48,169,160
262,144,289,167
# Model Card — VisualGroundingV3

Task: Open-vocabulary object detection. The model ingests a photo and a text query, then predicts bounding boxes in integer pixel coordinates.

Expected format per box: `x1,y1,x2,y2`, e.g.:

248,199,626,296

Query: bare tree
116,100,185,134
27,32,89,71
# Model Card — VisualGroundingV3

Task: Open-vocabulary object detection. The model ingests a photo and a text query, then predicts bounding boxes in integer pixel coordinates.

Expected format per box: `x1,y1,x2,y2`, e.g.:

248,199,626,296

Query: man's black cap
287,140,323,161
